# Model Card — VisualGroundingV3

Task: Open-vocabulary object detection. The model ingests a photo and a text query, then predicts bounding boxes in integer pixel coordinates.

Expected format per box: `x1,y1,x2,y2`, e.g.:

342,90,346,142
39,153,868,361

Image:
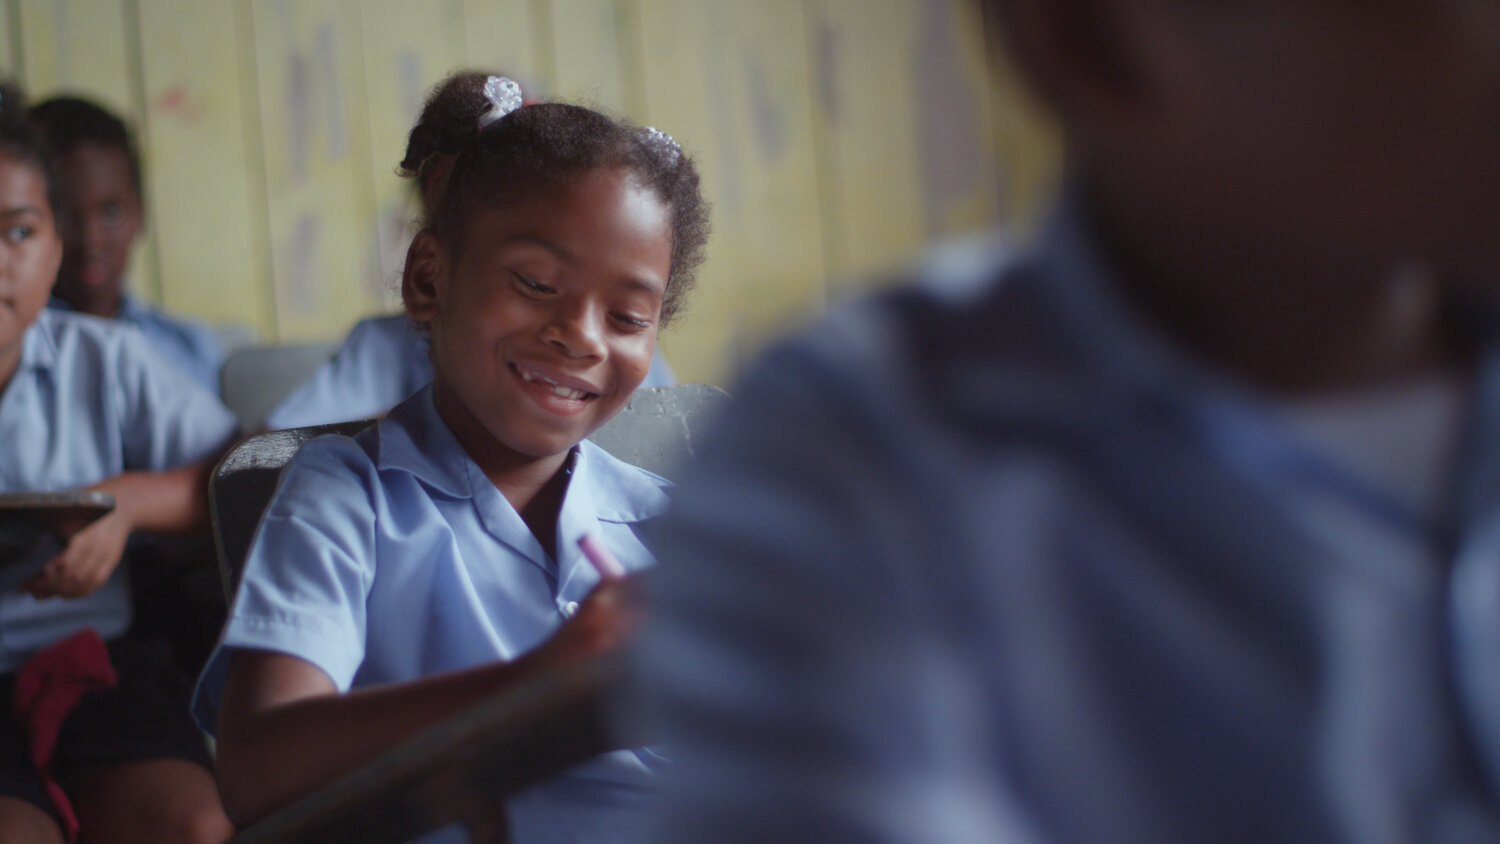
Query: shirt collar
368,384,474,499
370,383,670,523
113,294,151,324
16,309,60,375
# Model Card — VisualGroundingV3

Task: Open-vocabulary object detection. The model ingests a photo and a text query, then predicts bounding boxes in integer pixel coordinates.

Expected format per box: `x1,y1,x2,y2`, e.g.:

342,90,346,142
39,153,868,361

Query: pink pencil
578,533,626,580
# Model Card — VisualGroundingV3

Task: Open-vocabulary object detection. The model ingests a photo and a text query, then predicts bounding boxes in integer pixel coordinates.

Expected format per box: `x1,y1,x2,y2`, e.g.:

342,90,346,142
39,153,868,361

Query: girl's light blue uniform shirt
0,309,238,672
48,294,225,395
195,384,670,844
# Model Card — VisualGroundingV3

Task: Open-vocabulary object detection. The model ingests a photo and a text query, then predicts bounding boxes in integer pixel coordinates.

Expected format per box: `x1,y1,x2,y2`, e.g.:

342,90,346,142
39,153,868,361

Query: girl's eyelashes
610,311,653,332
507,268,659,332
4,223,34,243
512,272,556,295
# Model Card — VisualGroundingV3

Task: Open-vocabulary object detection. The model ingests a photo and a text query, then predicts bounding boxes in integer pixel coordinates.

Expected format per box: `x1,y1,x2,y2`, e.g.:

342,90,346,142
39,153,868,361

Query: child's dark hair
30,95,143,201
0,82,60,215
399,71,710,325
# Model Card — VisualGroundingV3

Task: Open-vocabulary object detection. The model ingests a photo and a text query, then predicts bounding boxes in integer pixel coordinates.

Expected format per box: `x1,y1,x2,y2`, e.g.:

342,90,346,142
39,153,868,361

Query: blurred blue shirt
642,207,1500,843
49,293,225,395
0,309,238,672
263,314,677,429
195,384,669,844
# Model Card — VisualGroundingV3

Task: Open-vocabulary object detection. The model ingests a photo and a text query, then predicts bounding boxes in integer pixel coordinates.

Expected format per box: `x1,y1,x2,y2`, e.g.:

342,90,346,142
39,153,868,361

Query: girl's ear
402,229,445,323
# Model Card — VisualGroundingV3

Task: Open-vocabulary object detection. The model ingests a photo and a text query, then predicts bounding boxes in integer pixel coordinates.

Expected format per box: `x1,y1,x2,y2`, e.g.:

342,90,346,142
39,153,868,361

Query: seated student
193,73,709,844
640,1,1500,842
31,96,225,394
262,311,676,429
0,84,235,843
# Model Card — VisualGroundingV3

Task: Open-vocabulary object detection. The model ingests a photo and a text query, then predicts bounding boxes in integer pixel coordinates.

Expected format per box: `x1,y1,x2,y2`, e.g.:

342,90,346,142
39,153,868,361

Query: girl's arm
213,577,638,827
20,460,215,599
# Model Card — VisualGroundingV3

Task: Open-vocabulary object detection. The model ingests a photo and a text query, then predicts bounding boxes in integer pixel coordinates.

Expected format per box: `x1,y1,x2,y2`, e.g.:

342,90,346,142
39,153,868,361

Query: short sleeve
263,316,430,429
112,328,238,471
192,436,379,734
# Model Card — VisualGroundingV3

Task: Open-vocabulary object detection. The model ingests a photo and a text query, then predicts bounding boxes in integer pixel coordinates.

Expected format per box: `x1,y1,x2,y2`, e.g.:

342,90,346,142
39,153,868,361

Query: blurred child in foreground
642,1,1500,841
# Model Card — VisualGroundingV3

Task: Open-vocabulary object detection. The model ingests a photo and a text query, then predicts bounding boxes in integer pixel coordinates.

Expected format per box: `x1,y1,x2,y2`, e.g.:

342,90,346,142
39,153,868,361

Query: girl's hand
532,575,646,668
20,508,132,599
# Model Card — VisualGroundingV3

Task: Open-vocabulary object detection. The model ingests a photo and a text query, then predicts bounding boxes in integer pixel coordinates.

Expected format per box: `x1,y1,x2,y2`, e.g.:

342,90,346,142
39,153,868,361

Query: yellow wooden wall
1,0,1057,386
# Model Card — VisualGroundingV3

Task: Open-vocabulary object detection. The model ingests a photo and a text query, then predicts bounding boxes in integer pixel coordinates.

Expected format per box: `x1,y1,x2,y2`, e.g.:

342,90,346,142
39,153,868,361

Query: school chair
218,340,341,431
209,419,374,604
207,383,730,843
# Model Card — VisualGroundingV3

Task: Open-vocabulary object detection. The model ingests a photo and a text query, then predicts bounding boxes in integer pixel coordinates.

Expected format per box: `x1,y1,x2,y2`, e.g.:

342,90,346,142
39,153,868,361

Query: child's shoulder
117,296,223,360
278,388,463,504
32,306,158,369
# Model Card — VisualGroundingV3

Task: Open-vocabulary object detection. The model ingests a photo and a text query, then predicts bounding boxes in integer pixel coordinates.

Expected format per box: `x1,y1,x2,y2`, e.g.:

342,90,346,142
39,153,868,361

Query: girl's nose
83,213,107,253
542,301,608,360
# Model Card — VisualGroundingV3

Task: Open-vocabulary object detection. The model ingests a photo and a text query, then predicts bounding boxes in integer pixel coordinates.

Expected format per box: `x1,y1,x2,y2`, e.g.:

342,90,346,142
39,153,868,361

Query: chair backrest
219,341,340,430
208,383,731,604
584,383,731,478
209,420,374,604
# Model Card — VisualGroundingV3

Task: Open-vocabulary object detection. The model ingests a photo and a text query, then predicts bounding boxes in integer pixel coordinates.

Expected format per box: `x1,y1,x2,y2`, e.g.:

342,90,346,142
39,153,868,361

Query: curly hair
399,71,710,325
0,82,61,216
30,95,142,202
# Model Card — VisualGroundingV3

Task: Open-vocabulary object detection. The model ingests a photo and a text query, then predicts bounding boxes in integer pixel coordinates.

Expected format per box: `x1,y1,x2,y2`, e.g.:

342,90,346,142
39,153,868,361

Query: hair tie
642,126,681,162
477,76,523,129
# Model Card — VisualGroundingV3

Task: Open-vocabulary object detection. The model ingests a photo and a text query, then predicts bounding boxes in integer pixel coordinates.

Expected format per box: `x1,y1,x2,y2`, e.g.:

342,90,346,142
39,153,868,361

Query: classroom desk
0,491,115,568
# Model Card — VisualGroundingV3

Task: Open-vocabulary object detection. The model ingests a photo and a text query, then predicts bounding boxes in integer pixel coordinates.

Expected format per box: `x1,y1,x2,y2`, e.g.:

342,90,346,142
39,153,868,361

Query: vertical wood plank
546,0,626,112
18,0,132,110
137,0,274,339
635,0,827,385
806,0,924,288
357,0,457,303
460,0,545,94
912,0,1001,239
0,0,16,79
982,6,1059,235
20,0,162,304
250,0,381,341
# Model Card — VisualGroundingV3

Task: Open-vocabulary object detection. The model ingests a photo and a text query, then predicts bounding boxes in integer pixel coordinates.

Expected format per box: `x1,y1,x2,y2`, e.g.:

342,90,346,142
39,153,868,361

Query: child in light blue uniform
0,82,236,844
641,1,1500,842
262,312,675,429
193,71,710,844
32,96,225,394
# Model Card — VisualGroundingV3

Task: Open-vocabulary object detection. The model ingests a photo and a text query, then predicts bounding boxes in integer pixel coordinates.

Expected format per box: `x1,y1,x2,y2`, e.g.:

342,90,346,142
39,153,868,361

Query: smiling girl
192,73,709,844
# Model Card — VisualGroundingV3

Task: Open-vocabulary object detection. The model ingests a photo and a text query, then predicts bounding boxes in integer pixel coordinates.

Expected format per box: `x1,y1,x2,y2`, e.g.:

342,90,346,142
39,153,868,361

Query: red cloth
11,629,117,843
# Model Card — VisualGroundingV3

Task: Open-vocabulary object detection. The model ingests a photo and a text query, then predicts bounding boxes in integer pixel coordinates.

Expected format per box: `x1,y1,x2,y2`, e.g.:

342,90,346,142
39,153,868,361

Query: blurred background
4,0,1057,386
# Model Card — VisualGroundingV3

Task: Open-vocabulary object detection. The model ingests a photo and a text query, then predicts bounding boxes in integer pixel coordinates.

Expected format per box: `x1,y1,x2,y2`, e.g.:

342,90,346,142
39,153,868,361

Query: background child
31,96,225,394
193,72,708,844
0,83,234,843
640,0,1500,841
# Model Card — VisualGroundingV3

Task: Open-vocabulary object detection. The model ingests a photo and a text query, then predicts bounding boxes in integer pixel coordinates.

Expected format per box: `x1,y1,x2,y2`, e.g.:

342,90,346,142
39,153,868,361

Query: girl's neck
431,379,572,556
59,287,121,319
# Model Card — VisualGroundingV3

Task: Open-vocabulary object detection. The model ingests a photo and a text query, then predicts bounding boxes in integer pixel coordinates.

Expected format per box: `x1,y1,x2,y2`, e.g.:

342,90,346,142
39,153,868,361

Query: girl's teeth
519,367,586,400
